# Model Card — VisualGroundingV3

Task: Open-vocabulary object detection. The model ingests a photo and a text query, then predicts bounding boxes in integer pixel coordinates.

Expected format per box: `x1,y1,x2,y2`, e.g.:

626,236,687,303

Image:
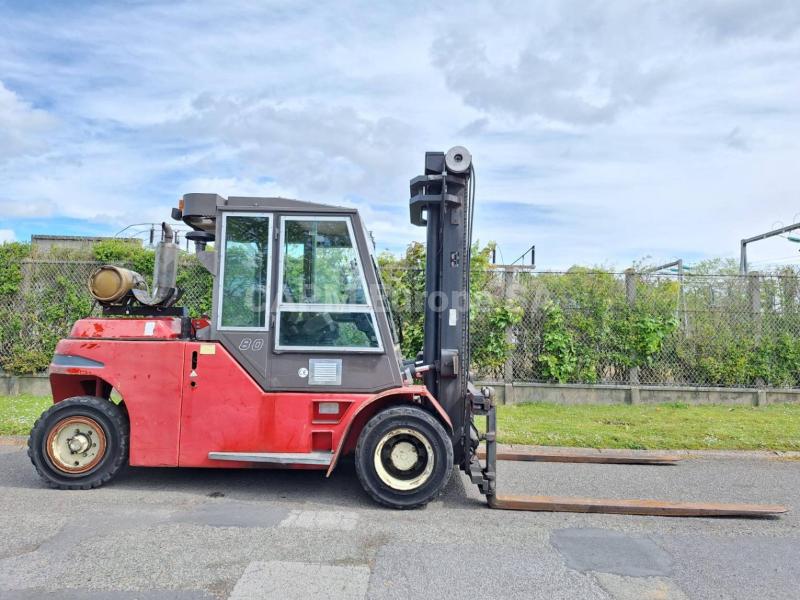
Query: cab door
268,214,402,392
211,211,273,385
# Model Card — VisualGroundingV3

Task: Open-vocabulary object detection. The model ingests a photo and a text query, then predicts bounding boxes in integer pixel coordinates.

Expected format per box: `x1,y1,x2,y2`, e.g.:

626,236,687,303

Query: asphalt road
1,445,798,599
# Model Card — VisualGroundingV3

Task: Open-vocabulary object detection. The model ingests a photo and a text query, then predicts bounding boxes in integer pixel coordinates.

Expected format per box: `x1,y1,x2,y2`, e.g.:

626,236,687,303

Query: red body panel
70,317,183,340
50,318,448,472
51,336,185,466
177,340,372,468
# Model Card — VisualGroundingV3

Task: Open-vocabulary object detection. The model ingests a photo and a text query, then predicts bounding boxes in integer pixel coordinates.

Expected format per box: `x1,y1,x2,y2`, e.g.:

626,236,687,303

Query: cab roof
182,193,353,214
179,193,357,232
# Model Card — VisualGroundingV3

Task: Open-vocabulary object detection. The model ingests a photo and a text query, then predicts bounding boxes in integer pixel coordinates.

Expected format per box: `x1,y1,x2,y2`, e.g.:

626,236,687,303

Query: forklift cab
178,194,404,394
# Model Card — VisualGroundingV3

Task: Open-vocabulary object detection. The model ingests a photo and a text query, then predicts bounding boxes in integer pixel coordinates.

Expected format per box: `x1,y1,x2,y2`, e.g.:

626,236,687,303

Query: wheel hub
67,433,91,454
374,427,435,491
46,416,107,474
389,441,418,471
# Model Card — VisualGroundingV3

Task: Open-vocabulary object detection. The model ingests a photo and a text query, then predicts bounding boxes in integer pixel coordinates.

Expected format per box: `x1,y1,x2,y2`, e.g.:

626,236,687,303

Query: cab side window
218,214,271,330
277,217,381,350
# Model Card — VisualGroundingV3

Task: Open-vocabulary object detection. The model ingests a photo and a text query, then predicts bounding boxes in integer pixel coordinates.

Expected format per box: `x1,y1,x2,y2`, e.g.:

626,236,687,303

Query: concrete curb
0,436,27,447
2,435,798,459
478,380,800,406
0,435,28,446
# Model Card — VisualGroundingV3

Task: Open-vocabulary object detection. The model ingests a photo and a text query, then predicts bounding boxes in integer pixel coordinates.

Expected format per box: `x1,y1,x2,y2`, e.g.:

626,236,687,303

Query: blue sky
1,0,799,269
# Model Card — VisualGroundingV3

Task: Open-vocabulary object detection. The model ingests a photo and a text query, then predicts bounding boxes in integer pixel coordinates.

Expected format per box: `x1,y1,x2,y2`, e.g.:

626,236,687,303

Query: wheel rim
45,416,107,474
373,427,435,491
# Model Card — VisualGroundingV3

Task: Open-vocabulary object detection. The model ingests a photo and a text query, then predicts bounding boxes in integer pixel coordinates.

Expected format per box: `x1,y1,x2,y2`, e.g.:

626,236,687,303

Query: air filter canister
88,266,146,304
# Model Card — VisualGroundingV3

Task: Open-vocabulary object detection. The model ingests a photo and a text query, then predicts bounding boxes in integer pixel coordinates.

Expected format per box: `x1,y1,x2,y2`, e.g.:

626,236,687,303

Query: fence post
503,268,516,405
748,270,762,337
20,259,34,295
624,268,640,405
748,271,765,400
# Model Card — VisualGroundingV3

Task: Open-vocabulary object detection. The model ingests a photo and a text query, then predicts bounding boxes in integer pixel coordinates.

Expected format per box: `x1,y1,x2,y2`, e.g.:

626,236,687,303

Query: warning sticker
199,344,216,355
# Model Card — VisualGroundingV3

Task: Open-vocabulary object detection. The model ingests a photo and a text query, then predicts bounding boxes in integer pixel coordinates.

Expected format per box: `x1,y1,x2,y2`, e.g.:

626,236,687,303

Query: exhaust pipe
132,222,181,307
88,223,182,309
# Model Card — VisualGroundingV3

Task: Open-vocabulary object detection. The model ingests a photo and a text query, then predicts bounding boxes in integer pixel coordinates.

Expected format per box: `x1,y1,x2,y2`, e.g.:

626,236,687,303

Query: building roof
31,235,140,243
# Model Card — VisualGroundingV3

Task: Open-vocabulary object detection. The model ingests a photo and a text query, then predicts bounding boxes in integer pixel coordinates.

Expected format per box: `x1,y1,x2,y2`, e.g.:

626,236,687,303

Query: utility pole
740,222,800,274
641,259,689,333
510,244,535,268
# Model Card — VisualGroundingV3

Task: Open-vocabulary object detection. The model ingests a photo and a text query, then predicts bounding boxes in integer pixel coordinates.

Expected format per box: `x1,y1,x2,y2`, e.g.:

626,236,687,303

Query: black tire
28,396,129,490
355,405,453,509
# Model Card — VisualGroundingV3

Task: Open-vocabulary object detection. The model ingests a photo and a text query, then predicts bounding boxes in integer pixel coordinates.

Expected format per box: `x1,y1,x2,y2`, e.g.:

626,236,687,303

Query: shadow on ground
2,447,480,511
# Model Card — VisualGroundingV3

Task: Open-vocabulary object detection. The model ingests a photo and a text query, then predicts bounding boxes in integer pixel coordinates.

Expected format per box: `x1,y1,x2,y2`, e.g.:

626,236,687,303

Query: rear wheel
355,405,453,509
28,396,129,490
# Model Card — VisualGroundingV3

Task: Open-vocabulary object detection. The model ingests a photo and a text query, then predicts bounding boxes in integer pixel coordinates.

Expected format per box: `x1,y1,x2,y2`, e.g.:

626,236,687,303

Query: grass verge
492,402,800,451
1,396,799,451
0,395,51,436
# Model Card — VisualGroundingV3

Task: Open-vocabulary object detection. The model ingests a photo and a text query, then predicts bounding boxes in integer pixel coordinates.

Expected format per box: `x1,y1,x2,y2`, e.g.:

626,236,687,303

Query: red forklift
28,147,786,516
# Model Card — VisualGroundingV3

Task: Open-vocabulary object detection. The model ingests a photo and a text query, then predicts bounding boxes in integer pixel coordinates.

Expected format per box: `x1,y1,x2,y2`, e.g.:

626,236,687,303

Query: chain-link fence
380,266,800,388
497,269,800,388
2,257,800,388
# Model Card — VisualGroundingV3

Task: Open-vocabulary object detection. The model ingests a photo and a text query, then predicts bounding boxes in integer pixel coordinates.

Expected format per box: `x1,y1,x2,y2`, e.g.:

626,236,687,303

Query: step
208,451,333,466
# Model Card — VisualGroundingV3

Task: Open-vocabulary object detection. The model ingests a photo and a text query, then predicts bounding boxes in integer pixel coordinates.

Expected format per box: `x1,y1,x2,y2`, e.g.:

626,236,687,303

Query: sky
0,0,799,270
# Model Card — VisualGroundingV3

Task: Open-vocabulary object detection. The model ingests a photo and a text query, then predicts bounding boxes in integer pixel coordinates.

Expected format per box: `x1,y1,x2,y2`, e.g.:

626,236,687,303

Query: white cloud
162,96,420,199
430,1,800,127
0,229,15,244
0,80,56,160
431,31,668,126
179,176,296,201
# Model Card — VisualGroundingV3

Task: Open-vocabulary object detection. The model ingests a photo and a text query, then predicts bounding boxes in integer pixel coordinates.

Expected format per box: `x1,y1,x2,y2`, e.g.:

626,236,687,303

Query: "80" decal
238,338,265,351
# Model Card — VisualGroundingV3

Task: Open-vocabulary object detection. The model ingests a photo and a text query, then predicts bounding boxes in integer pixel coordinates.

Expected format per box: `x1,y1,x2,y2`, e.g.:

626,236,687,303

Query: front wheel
355,405,453,509
28,396,129,490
